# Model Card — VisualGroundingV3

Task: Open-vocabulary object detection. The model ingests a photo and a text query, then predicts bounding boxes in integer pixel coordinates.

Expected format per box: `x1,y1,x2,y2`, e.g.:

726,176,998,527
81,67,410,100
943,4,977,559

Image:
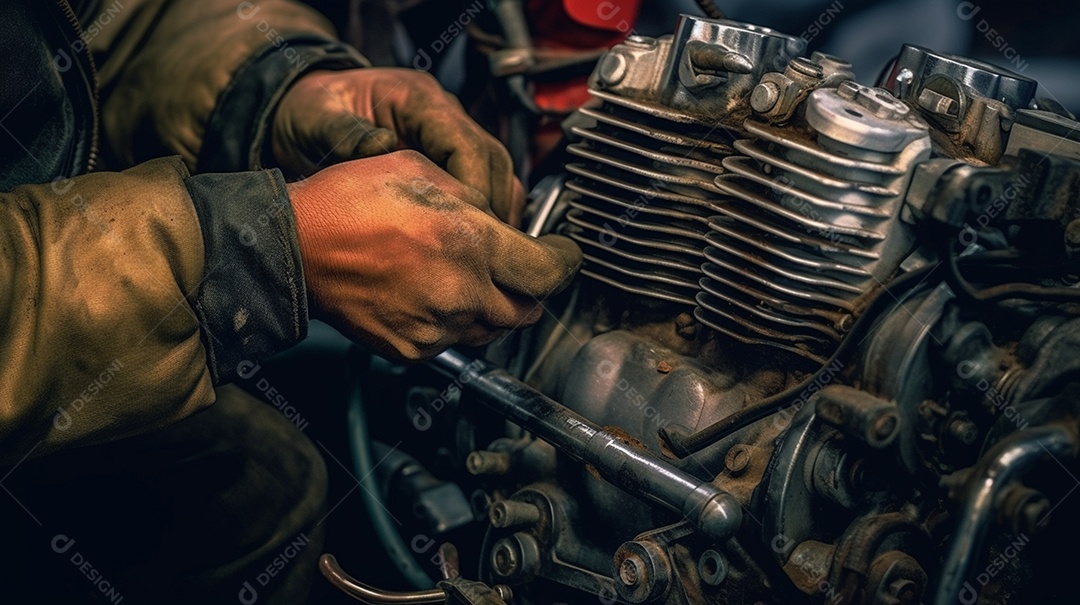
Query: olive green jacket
0,0,364,462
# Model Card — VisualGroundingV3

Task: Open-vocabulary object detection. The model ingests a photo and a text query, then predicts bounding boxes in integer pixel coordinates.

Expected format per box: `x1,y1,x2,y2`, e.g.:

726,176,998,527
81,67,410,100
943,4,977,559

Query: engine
328,13,1080,605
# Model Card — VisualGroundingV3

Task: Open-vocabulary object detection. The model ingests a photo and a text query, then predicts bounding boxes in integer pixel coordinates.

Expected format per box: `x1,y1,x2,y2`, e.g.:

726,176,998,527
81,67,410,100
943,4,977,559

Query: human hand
286,150,581,361
273,68,525,226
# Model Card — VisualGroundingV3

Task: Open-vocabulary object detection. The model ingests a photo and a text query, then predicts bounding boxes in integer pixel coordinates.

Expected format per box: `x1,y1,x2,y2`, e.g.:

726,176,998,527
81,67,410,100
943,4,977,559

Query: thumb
316,109,398,164
489,231,584,300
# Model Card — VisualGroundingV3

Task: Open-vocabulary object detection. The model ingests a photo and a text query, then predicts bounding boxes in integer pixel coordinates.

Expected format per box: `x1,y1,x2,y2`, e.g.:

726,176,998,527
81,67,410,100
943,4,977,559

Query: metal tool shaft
430,350,742,541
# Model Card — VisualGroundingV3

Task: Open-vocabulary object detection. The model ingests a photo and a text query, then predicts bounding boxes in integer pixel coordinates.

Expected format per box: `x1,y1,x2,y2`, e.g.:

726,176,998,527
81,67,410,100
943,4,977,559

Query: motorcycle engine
346,13,1080,605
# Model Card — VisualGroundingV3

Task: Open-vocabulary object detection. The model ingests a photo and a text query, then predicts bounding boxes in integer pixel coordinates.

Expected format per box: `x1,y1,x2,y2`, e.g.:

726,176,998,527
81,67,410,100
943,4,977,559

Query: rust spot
657,360,673,374
605,425,648,451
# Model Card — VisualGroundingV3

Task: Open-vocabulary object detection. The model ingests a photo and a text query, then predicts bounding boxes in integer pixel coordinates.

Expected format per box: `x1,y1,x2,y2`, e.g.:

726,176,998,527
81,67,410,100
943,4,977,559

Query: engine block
337,12,1080,605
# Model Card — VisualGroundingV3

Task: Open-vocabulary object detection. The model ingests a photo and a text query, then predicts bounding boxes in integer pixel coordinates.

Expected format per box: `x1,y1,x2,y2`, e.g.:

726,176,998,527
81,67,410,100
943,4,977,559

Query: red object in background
528,0,642,112
526,0,642,161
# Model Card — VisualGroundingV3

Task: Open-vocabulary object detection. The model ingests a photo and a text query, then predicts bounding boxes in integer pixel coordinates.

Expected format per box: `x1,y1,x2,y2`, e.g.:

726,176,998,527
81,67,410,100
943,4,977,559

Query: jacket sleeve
0,157,306,462
88,0,368,171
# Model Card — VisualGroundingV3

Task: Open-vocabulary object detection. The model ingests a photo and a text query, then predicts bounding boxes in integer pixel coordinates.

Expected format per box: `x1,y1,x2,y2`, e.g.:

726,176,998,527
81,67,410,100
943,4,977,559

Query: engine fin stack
696,82,931,362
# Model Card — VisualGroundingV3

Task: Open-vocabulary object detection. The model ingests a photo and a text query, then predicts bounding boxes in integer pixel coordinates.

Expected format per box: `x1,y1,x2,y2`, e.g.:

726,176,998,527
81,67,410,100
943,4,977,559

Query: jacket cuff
197,35,369,172
184,169,308,384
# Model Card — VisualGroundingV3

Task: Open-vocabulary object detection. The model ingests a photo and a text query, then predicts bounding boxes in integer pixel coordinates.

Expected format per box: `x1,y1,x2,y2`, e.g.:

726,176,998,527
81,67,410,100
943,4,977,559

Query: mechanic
0,1,581,602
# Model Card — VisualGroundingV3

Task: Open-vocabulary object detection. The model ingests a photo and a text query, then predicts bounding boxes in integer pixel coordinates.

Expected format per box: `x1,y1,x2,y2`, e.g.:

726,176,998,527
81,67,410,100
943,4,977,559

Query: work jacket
0,0,366,461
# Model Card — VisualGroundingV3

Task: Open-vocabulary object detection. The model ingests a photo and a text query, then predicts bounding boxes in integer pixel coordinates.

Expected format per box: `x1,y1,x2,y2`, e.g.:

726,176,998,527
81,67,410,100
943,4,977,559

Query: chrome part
882,44,1039,163
699,81,930,362
885,45,1037,113
563,16,803,306
933,424,1077,605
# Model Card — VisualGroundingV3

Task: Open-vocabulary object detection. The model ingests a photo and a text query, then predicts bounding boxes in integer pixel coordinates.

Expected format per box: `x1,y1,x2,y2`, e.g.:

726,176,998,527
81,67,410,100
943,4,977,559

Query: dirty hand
286,150,582,361
273,68,525,226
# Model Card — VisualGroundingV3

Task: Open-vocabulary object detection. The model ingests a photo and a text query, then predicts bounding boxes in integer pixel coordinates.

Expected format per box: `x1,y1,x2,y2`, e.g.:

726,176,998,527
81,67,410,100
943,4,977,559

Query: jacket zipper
56,0,100,173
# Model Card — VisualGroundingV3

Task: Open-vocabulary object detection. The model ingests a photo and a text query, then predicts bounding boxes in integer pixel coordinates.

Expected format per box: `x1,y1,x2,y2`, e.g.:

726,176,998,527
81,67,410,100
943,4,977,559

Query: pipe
320,554,446,604
934,422,1077,605
429,350,743,541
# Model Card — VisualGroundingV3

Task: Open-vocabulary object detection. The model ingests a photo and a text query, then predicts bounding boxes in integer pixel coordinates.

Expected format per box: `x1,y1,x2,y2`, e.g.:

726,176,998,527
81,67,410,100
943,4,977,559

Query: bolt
597,52,629,87
619,556,645,588
1021,499,1051,533
893,67,915,98
888,578,919,605
466,451,511,475
725,445,752,476
491,540,521,577
948,418,979,445
751,81,781,113
1001,485,1052,534
624,35,655,48
872,413,898,443
789,57,823,78
489,500,542,528
1065,219,1080,248
675,312,700,338
493,585,514,603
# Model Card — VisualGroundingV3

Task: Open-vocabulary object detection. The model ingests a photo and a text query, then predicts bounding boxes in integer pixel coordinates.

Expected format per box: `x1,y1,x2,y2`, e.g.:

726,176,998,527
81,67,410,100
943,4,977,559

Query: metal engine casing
372,13,1080,605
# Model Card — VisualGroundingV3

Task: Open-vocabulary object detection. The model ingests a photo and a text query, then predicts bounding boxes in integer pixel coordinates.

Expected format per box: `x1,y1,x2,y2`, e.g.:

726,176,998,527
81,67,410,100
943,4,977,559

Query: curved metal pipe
320,554,446,604
934,422,1077,605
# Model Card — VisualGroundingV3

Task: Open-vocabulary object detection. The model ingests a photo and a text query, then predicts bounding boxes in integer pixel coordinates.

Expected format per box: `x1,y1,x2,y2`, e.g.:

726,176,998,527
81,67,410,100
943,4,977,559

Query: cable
346,348,434,590
695,0,726,20
944,239,1080,305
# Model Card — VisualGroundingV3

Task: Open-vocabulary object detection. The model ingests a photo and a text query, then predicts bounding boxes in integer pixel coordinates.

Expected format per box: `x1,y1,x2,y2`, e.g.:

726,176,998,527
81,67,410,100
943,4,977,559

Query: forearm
0,157,308,461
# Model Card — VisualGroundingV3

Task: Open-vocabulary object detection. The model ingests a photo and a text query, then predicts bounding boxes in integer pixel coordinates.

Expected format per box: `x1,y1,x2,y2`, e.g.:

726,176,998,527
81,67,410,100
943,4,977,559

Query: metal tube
320,554,446,604
430,350,743,541
933,422,1077,605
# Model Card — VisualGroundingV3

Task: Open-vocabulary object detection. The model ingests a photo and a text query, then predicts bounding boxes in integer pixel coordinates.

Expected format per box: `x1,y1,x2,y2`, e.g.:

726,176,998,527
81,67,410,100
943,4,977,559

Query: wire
696,0,726,20
944,239,1080,305
346,348,434,590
